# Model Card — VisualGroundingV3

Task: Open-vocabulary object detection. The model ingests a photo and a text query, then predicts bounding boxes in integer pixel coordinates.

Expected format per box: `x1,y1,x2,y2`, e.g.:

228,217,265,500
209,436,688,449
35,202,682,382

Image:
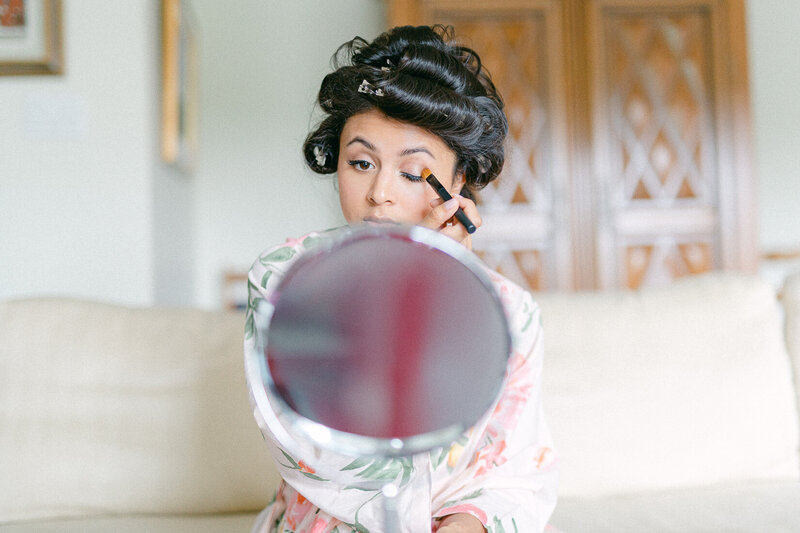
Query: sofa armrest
0,298,281,524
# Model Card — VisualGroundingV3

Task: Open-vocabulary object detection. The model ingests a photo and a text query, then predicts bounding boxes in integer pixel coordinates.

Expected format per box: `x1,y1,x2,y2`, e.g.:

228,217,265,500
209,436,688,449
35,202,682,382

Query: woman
245,25,559,533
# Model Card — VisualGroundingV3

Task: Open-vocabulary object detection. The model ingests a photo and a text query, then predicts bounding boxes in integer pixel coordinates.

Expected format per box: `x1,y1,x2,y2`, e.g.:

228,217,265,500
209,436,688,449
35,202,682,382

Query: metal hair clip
313,145,327,167
358,79,384,97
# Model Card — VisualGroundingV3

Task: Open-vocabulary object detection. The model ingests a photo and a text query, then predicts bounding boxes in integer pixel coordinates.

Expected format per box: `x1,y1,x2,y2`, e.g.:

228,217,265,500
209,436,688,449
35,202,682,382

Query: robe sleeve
430,276,559,533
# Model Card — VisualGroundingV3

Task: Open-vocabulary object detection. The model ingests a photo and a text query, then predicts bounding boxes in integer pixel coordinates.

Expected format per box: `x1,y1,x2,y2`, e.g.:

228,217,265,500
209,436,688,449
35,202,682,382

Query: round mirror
248,225,510,458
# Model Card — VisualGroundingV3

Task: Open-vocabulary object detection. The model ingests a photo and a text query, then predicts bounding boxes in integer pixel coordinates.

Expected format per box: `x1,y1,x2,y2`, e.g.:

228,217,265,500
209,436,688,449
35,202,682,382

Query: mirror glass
251,225,510,457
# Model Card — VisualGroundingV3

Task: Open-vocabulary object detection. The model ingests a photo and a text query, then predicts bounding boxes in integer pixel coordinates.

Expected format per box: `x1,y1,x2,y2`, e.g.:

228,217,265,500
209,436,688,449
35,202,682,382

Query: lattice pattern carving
452,17,551,212
476,247,544,291
608,12,715,207
595,7,722,288
624,238,713,288
437,11,561,291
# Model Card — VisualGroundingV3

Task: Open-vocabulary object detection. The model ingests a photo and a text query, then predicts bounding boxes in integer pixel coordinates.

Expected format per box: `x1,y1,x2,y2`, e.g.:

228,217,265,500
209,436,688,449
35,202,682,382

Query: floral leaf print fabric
244,229,559,533
341,456,414,488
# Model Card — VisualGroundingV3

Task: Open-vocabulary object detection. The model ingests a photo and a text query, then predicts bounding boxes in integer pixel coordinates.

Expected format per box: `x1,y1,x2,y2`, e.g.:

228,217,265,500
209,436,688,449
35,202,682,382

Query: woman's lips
363,216,397,225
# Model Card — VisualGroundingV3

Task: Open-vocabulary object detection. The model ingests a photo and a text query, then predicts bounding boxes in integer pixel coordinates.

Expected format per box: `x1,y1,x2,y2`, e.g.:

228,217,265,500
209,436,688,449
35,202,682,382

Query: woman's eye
347,160,373,171
401,172,423,182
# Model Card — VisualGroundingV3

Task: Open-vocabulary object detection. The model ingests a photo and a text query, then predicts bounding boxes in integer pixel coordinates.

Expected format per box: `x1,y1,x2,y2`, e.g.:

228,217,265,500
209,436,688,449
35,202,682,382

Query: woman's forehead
340,109,454,159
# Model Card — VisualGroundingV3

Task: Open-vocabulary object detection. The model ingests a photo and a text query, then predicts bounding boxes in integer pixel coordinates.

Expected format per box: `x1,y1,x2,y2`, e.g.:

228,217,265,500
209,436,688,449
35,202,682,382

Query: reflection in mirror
249,225,510,461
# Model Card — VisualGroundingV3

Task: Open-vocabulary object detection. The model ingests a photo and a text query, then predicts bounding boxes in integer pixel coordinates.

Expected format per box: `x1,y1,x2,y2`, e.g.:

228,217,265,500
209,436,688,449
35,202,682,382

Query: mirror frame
245,225,511,458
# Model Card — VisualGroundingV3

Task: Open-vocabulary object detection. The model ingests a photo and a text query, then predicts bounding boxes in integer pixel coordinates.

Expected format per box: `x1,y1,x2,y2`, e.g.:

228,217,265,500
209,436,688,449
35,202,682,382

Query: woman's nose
367,170,395,205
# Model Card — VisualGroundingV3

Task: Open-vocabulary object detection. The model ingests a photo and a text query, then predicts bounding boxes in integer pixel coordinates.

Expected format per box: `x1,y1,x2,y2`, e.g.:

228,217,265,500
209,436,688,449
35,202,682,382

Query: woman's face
336,109,465,226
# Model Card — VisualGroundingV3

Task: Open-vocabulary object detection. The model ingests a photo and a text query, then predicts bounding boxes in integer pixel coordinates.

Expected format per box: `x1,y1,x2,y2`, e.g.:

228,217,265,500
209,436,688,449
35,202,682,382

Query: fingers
420,197,460,230
455,195,482,229
420,194,482,249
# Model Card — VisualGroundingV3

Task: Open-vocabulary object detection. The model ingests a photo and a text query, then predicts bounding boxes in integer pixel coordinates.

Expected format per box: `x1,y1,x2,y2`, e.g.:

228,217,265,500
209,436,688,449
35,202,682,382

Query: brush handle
424,172,477,234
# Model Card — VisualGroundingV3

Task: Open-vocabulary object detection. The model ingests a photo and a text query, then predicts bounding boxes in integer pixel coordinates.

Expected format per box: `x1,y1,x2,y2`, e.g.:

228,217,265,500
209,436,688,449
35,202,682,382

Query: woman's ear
451,171,466,194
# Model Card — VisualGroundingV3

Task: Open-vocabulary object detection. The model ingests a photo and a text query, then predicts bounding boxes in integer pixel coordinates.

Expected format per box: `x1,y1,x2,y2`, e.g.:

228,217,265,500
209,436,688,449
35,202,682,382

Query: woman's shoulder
248,226,349,295
480,265,539,311
251,226,347,269
478,265,543,349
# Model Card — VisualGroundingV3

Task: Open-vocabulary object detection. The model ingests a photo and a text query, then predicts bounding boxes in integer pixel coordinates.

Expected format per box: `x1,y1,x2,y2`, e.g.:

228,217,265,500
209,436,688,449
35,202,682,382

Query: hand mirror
244,225,510,528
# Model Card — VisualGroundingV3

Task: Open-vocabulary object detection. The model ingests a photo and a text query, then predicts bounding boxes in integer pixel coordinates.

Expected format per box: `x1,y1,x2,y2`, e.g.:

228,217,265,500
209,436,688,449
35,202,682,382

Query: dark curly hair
302,25,508,196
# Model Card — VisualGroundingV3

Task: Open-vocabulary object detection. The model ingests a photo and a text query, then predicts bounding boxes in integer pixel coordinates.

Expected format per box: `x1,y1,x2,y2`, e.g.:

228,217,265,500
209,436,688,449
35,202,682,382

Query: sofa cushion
536,273,800,497
551,480,800,533
0,299,280,523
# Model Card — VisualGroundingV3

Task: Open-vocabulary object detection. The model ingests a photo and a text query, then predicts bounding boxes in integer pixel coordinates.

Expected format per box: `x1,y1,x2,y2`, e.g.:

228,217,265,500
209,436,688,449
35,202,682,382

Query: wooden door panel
587,0,753,288
411,1,572,291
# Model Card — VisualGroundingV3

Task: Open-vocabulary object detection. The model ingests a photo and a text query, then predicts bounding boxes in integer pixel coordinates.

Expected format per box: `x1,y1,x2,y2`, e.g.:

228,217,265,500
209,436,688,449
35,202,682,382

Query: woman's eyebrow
345,136,376,151
345,137,435,159
399,147,435,159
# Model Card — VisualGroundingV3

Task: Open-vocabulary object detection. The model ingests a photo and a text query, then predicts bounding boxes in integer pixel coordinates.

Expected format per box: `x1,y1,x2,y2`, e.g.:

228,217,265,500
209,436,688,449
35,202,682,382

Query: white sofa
2,272,799,532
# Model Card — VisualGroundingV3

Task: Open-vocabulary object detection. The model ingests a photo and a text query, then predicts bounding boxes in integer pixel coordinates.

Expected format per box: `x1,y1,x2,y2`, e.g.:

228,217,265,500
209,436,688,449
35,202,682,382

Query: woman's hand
419,194,483,251
435,512,487,533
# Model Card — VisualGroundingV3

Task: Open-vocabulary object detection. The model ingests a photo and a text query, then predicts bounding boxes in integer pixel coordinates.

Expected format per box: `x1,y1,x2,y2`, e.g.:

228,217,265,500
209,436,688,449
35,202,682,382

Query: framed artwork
0,0,63,75
161,0,198,173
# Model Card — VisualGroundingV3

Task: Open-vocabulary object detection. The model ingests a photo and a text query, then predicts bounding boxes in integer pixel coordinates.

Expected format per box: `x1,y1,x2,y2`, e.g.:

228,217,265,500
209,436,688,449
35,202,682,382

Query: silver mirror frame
244,224,511,459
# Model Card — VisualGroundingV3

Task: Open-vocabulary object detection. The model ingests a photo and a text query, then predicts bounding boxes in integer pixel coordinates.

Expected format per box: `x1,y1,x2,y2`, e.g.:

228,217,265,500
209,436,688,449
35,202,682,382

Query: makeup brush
422,168,476,234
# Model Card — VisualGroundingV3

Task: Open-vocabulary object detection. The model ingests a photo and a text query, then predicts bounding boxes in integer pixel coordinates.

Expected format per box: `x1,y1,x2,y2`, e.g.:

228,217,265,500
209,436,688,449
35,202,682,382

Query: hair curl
302,25,508,195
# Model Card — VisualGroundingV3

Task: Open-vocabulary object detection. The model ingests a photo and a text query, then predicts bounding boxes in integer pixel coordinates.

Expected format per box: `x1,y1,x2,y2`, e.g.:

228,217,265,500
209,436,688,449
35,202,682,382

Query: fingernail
444,198,458,209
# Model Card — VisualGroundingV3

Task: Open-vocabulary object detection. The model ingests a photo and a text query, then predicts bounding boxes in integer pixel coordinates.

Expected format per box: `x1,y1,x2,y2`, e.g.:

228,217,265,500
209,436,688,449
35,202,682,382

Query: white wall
747,0,800,252
0,0,160,306
191,0,384,308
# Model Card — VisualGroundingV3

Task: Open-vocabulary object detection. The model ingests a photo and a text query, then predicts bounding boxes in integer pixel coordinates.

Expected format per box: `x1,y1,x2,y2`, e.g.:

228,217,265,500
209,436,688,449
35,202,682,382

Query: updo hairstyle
302,25,508,195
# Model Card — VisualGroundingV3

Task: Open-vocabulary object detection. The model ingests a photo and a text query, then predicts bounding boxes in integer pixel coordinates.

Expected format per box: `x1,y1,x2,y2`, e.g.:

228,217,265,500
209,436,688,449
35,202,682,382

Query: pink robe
244,228,559,532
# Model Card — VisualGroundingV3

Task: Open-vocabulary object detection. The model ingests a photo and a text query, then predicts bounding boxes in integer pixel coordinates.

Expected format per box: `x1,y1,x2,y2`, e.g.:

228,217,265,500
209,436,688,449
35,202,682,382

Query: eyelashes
347,159,372,171
346,160,423,182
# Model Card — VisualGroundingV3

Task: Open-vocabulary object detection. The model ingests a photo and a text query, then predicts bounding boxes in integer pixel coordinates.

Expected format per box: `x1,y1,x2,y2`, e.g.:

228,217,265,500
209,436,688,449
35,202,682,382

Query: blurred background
1,0,798,310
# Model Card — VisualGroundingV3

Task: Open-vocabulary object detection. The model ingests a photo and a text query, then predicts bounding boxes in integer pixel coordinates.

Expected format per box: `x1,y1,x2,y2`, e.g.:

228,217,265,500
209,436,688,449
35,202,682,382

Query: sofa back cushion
0,299,280,523
536,273,800,497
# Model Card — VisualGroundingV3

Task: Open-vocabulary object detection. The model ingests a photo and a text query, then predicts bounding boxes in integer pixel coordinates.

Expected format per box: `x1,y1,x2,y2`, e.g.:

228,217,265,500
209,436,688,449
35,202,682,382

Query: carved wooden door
389,0,756,290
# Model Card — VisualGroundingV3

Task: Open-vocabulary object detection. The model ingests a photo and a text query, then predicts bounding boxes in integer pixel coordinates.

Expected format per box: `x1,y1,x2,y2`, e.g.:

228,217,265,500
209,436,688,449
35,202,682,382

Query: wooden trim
161,0,180,164
727,0,758,273
545,0,576,290
705,0,757,273
221,270,249,311
580,0,604,289
762,249,800,262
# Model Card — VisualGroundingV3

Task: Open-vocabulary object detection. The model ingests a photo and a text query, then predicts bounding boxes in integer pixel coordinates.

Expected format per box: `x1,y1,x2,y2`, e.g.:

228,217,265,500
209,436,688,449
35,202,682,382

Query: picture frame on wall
0,0,63,76
161,0,198,174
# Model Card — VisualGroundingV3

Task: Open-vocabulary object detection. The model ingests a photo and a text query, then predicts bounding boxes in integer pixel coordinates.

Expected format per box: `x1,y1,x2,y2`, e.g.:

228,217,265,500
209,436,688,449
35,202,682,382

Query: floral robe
244,228,559,533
